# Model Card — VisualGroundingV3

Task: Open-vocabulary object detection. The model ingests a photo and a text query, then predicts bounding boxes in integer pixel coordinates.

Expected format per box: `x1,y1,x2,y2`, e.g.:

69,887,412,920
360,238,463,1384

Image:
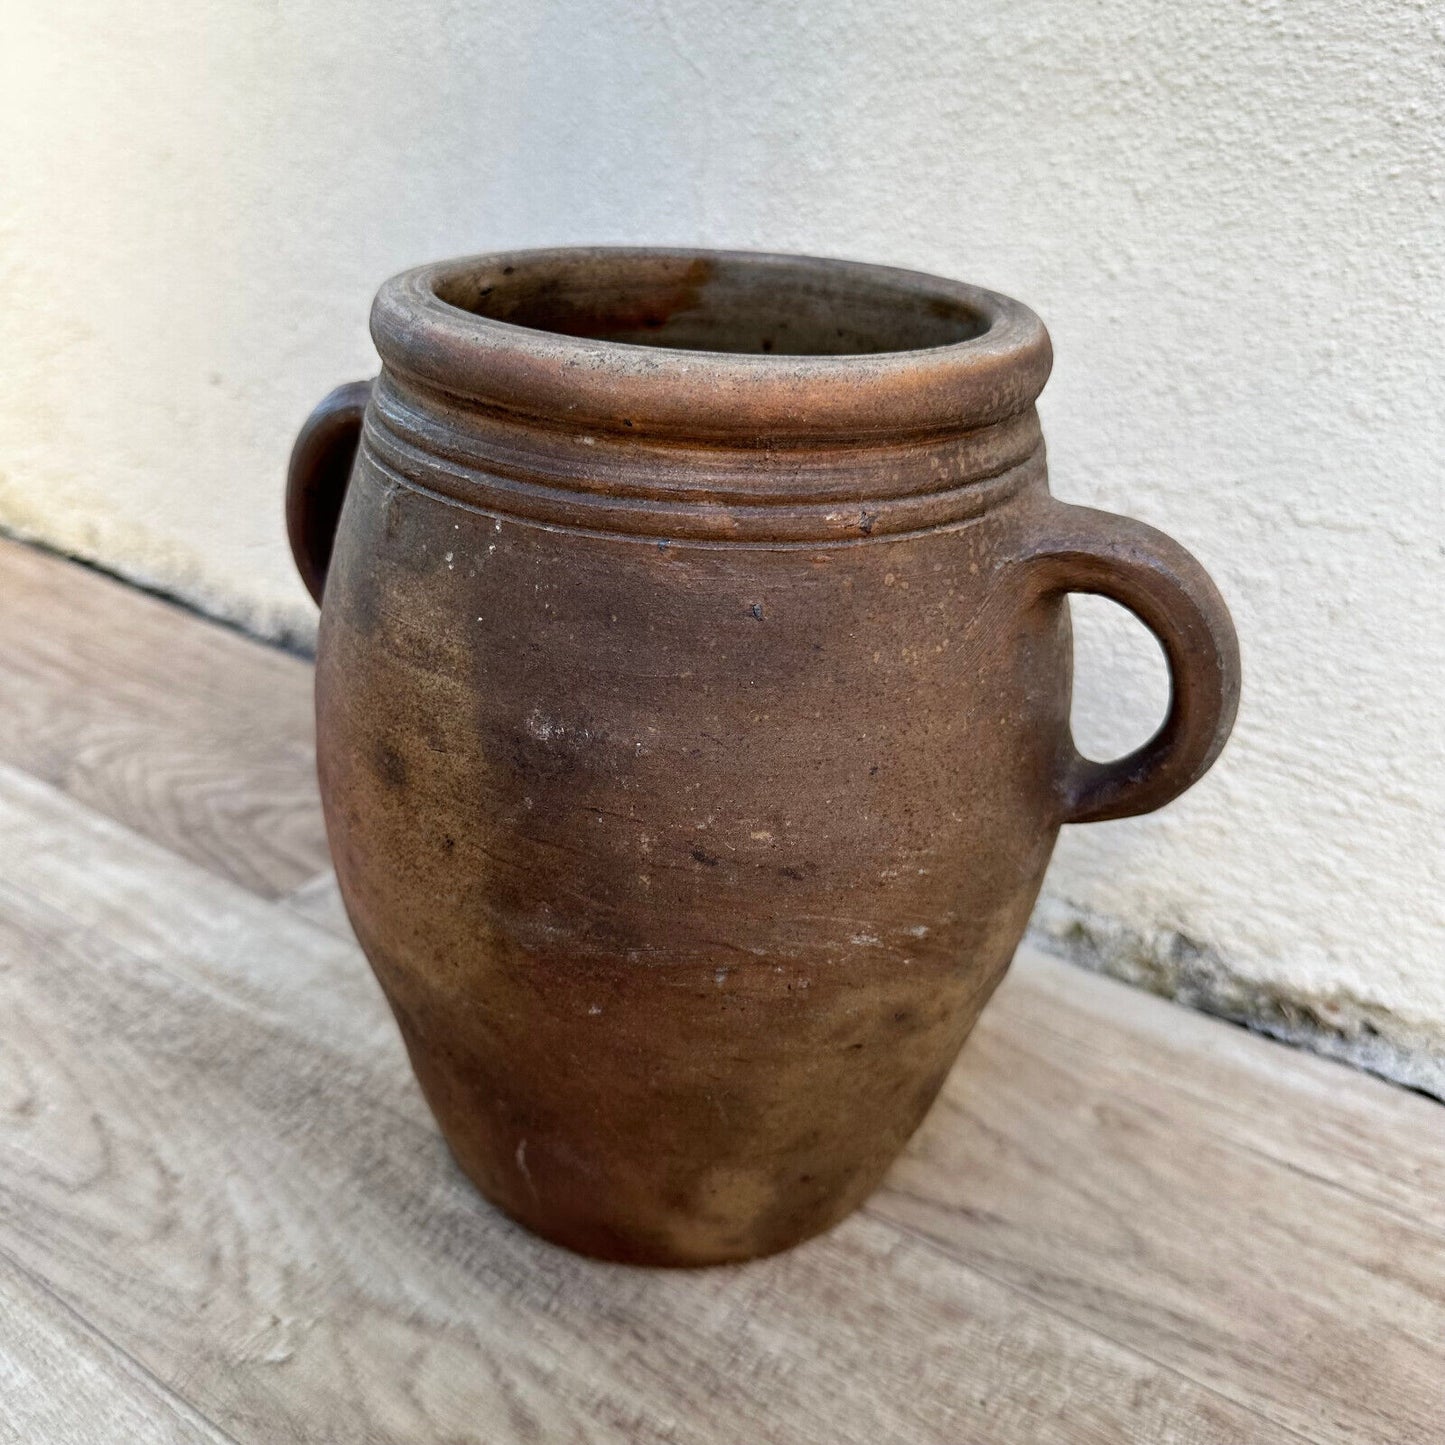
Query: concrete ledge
1031,898,1445,1102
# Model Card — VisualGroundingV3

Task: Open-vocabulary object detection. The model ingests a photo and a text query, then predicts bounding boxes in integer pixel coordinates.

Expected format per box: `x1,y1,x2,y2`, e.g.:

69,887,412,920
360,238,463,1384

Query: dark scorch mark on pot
375,741,408,788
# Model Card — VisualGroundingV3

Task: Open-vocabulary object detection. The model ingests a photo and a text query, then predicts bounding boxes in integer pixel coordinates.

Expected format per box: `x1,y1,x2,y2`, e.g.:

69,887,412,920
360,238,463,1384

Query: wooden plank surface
0,537,1439,1444
0,766,1276,1445
874,1000,1445,1444
0,537,328,897
983,954,1445,1238
0,1250,228,1445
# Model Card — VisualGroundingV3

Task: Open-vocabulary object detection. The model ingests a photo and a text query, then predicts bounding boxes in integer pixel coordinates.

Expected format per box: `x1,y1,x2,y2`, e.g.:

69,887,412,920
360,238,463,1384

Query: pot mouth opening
372,249,1051,443
431,251,991,358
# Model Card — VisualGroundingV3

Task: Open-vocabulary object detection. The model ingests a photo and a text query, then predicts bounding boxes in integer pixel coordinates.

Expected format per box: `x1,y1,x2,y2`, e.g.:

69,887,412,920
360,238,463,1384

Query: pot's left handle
286,379,375,605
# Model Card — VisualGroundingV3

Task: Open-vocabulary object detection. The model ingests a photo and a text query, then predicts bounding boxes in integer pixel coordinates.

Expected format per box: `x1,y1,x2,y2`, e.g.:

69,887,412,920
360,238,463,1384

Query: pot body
293,249,1239,1264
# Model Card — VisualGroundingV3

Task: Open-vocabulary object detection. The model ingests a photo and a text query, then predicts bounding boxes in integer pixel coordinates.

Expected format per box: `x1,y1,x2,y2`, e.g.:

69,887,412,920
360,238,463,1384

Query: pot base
396,1013,913,1268
447,1142,871,1268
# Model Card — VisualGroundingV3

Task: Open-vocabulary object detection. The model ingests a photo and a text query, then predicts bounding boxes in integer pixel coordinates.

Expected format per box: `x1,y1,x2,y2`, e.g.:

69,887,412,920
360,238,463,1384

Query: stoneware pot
287,248,1240,1266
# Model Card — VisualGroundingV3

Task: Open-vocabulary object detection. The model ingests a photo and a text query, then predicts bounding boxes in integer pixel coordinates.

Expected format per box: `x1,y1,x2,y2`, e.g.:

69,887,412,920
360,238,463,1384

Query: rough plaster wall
2,1,1441,1086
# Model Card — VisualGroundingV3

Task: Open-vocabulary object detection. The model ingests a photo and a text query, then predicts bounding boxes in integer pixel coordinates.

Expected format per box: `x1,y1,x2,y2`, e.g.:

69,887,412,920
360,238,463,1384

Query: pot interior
432,252,990,358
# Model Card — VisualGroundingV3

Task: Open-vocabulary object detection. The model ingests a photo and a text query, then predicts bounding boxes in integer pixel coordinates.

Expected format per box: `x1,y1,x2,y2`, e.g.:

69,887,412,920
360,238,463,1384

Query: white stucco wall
3,1,1441,1087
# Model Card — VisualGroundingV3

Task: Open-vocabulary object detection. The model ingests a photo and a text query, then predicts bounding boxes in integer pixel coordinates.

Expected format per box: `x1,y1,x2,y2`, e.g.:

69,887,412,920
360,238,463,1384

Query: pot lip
370,247,1052,443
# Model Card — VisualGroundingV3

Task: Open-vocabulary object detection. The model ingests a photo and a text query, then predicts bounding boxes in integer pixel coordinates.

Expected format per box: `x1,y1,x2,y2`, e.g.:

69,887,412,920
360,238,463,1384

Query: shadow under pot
286,247,1240,1266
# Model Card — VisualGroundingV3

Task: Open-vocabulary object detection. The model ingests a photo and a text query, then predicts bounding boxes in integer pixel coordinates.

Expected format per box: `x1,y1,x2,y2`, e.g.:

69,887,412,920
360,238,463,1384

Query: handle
1022,502,1241,824
286,379,374,604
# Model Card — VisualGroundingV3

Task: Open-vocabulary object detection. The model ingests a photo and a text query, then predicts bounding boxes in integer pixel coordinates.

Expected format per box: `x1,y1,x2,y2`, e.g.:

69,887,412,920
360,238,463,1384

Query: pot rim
370,247,1052,444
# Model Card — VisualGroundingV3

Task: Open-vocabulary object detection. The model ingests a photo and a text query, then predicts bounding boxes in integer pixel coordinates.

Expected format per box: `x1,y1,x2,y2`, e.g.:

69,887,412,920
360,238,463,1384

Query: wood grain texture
284,869,354,938
872,1008,1445,1444
0,537,327,896
290,868,1445,1441
0,1250,229,1445
0,540,1439,1443
988,954,1445,1237
290,869,1445,1238
0,766,1281,1445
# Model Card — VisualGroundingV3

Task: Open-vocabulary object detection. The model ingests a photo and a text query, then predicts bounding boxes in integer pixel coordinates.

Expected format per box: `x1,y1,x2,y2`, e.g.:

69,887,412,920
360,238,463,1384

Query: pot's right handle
286,379,374,605
1021,502,1241,825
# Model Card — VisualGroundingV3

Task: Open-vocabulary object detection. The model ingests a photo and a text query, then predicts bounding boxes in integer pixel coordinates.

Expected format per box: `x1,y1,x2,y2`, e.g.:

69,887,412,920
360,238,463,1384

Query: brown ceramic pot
287,248,1240,1266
